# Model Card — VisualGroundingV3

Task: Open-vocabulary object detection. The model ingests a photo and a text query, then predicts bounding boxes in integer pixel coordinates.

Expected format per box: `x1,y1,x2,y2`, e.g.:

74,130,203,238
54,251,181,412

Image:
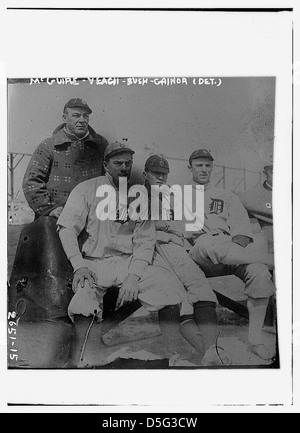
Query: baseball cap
104,141,135,160
264,156,273,171
63,98,92,114
144,155,170,174
189,149,214,165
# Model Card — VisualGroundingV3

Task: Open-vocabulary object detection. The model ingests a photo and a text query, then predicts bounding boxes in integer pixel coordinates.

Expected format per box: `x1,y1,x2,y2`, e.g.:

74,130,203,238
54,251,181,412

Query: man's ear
142,171,147,181
103,161,108,172
62,113,66,122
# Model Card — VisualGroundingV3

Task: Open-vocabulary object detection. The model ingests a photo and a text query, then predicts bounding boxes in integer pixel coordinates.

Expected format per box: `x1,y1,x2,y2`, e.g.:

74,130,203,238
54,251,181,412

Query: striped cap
145,155,170,174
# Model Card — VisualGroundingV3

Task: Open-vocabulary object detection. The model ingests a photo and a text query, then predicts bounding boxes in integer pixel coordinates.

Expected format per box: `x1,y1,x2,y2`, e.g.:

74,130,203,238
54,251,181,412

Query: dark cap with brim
145,155,170,174
189,149,214,164
104,141,135,160
64,98,92,114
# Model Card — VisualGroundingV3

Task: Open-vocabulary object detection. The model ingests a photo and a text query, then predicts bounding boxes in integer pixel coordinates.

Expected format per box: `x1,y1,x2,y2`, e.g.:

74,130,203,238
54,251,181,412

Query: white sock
247,298,269,345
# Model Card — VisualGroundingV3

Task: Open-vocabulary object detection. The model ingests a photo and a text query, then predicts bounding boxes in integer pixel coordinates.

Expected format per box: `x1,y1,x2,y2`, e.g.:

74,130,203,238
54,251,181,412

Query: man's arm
22,139,57,217
227,193,254,247
129,219,156,278
57,182,94,292
239,187,273,225
59,227,97,292
116,219,156,308
155,227,184,247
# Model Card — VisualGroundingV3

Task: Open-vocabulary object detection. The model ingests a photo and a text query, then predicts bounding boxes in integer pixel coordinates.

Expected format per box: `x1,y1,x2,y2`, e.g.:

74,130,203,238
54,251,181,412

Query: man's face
62,107,90,137
104,152,133,184
264,166,273,187
144,170,168,187
190,157,213,185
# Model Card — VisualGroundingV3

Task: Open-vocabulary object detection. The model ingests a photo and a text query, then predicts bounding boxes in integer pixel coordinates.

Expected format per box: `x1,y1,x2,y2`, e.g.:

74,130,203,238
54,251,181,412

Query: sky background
7,76,275,201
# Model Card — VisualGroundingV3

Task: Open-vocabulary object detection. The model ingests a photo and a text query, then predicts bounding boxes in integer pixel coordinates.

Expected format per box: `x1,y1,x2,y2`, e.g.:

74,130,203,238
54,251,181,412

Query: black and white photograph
0,2,297,412
7,76,279,370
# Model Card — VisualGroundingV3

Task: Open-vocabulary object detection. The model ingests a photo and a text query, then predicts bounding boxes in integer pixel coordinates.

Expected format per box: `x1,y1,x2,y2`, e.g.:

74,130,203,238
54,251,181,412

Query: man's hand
49,206,64,218
169,233,184,247
72,267,98,293
116,274,140,308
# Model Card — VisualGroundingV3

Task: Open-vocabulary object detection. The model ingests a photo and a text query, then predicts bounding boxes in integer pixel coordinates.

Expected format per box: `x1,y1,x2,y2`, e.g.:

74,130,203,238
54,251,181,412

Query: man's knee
139,267,184,309
189,241,209,264
245,263,272,281
242,263,275,298
190,235,229,265
162,274,185,302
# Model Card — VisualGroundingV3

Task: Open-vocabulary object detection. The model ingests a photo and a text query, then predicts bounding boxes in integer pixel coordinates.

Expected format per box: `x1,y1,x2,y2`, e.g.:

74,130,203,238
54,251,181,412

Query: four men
22,98,276,365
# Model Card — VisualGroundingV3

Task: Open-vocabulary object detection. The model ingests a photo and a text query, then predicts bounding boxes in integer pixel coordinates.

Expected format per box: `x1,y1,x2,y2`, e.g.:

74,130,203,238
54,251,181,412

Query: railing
7,152,32,201
166,156,263,192
7,152,264,205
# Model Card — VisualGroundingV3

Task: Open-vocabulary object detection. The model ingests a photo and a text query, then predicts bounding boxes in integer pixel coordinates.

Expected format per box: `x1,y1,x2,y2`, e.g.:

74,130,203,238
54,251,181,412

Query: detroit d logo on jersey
209,199,224,215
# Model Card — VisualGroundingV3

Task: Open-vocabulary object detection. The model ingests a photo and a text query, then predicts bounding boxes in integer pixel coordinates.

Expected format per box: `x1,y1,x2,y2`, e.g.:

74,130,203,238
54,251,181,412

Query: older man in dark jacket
23,98,108,219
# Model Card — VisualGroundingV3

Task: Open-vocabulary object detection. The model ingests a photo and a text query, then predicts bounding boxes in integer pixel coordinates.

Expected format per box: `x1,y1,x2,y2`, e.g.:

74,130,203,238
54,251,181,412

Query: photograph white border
0,0,298,412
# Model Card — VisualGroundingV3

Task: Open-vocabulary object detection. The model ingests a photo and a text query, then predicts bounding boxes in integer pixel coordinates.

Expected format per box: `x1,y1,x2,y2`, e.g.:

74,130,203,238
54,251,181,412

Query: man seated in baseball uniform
57,142,188,365
185,149,275,361
143,155,231,366
239,163,274,254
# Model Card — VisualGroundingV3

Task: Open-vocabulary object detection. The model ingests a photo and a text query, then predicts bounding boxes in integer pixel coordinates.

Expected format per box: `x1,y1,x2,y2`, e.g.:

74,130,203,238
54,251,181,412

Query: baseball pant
156,243,217,316
68,253,185,321
189,234,275,299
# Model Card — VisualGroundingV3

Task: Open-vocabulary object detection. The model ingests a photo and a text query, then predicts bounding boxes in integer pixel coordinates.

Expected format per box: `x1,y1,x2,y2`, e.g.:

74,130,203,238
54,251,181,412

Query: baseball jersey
57,174,156,278
185,181,254,242
238,182,273,226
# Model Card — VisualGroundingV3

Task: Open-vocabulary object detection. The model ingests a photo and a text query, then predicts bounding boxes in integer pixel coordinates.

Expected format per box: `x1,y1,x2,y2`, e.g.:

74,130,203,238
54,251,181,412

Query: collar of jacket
52,123,98,146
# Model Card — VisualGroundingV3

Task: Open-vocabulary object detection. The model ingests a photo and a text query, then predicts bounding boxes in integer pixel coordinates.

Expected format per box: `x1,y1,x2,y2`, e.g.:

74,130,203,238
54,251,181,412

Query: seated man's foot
169,354,198,367
201,344,232,367
250,343,274,361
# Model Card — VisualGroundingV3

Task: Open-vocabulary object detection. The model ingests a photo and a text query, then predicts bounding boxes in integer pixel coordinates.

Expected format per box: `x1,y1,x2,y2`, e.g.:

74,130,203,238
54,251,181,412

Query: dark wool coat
23,124,108,218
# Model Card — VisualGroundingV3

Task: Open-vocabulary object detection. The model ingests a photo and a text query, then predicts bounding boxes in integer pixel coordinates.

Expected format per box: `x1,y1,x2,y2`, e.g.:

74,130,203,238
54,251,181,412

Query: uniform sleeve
128,219,156,278
239,188,273,225
227,192,254,240
22,139,57,217
156,231,171,244
58,227,86,271
57,183,90,236
166,220,185,238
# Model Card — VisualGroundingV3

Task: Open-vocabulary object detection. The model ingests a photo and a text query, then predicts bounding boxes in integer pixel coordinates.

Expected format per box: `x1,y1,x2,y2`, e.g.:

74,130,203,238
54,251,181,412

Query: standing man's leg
235,263,275,360
158,304,182,358
138,260,185,359
157,243,220,356
190,235,275,361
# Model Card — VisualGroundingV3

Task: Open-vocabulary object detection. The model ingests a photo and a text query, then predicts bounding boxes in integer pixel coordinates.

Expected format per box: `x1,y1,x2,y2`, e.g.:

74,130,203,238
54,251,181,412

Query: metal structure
7,152,32,201
167,155,263,192
7,152,263,206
